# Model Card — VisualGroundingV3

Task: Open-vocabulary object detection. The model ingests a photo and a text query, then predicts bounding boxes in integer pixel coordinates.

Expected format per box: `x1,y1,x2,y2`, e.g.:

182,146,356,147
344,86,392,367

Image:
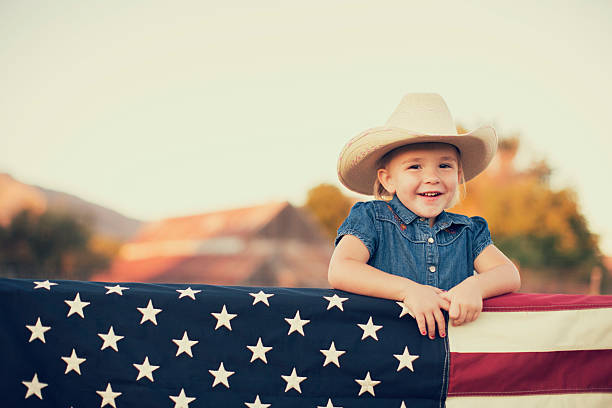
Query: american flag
1,278,611,407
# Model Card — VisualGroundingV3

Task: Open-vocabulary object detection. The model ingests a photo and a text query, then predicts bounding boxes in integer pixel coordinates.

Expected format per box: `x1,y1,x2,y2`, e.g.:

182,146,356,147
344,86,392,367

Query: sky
1,1,612,253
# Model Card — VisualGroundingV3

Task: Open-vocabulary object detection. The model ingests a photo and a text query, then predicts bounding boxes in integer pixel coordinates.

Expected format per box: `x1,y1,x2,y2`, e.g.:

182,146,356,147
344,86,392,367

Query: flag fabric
1,278,611,408
1,278,447,408
446,292,612,407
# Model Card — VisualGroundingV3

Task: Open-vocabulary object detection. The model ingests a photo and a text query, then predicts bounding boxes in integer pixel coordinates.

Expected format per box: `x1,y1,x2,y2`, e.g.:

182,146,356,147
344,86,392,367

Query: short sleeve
471,216,493,259
335,201,378,259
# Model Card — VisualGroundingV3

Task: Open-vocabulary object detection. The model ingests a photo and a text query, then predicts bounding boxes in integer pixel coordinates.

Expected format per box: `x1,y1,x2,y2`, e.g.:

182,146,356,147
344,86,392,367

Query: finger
451,304,463,326
455,304,469,326
434,308,446,338
473,310,481,322
449,301,460,320
467,308,481,323
415,313,427,336
464,310,475,324
432,287,444,294
425,312,436,339
439,296,451,310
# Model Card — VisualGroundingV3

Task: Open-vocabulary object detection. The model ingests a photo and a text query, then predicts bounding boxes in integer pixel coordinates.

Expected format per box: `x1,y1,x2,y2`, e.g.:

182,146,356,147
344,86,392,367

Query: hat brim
337,125,497,195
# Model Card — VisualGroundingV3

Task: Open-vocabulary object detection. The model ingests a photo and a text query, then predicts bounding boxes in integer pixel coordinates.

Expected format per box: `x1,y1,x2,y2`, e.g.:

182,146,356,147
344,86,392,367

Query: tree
304,184,353,241
451,134,603,284
0,210,112,280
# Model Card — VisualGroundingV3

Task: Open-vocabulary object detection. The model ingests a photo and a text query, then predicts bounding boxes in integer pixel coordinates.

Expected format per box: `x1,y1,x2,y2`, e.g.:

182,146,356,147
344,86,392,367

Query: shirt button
428,237,434,243
419,218,425,222
429,266,436,273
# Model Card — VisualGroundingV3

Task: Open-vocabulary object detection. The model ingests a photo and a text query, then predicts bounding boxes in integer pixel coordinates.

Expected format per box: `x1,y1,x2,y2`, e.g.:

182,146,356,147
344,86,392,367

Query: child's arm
441,244,520,326
329,234,450,339
473,244,521,297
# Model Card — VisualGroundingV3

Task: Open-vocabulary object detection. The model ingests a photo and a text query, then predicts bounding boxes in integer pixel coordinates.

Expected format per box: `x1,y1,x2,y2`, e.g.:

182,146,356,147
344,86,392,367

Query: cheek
397,175,419,188
445,174,460,189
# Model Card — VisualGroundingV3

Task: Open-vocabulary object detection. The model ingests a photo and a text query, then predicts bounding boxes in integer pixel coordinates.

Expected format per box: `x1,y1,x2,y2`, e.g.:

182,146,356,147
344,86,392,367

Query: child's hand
402,283,450,339
440,276,483,326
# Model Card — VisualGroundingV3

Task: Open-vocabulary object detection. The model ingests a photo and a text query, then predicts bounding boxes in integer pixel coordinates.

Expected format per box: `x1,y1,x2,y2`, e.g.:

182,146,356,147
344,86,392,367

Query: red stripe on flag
482,293,612,312
448,349,612,396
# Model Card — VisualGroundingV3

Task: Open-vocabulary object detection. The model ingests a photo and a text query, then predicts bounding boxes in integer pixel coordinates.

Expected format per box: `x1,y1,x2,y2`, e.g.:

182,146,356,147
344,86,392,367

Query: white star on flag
245,395,271,408
211,305,237,330
137,299,162,325
209,362,235,388
394,346,419,372
285,310,310,336
320,341,346,367
22,373,47,400
26,317,51,343
98,326,124,352
396,301,413,318
176,287,201,300
61,348,86,375
323,294,348,311
173,331,198,357
281,367,307,393
247,337,273,363
355,371,381,396
250,290,274,306
169,388,195,408
64,293,90,318
357,316,382,340
318,398,343,408
96,383,121,408
105,285,129,295
133,356,160,382
33,280,57,290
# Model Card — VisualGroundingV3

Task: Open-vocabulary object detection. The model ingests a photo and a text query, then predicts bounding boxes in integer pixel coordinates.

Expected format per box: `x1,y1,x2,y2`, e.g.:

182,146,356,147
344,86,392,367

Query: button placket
427,236,436,274
423,225,438,286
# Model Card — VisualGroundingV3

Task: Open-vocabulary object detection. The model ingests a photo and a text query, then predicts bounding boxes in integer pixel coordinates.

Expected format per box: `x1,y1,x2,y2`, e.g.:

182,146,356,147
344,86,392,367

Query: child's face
377,143,461,223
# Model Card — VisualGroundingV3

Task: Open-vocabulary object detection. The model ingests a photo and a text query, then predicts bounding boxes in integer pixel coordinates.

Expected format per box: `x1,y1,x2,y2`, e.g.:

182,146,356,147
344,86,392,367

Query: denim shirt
335,195,493,291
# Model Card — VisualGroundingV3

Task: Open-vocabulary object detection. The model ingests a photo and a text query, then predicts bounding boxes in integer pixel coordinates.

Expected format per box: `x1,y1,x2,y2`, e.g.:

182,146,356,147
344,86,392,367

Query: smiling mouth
418,192,442,197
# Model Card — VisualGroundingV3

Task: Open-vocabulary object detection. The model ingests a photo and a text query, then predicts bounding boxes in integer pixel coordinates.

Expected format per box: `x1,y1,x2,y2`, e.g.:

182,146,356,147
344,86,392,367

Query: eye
407,164,421,170
439,163,453,169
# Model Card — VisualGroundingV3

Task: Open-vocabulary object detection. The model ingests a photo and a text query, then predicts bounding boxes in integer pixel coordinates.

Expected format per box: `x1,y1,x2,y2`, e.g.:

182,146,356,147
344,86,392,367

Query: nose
423,167,440,184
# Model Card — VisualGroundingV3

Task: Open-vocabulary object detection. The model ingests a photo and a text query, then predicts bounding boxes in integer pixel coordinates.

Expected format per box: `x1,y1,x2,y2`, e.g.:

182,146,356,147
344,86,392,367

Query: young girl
329,93,521,340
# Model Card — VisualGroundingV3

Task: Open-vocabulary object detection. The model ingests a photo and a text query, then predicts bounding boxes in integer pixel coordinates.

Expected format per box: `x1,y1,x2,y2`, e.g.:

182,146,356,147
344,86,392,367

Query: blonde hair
373,143,467,207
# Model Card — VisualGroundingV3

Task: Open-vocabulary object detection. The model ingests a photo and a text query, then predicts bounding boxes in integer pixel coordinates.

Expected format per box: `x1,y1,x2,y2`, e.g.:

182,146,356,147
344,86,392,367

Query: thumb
438,293,451,311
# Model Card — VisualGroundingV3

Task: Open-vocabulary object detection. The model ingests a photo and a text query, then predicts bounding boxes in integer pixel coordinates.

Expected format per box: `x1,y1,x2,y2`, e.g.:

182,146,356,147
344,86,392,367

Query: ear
377,168,396,195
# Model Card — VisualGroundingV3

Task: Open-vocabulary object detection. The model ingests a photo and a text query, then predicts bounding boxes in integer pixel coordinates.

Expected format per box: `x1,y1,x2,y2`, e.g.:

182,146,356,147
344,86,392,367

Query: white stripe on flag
448,308,612,353
446,393,612,408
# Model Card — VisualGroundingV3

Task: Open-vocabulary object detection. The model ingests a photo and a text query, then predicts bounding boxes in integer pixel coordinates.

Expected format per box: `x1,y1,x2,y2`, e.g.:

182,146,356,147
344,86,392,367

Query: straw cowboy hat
337,93,498,195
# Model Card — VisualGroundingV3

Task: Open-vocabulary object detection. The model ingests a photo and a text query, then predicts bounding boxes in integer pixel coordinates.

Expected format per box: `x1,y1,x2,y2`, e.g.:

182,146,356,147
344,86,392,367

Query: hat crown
385,93,457,136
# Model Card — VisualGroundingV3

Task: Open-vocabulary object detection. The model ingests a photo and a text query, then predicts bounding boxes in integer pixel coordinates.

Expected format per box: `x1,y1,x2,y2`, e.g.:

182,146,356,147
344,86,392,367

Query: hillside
0,173,142,241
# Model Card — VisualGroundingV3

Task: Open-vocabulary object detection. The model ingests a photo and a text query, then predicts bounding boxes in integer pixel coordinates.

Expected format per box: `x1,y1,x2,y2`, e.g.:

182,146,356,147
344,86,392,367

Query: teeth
421,192,440,197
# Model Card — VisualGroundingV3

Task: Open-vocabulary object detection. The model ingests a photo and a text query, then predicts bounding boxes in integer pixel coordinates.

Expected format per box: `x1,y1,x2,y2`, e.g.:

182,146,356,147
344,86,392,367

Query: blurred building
92,202,332,287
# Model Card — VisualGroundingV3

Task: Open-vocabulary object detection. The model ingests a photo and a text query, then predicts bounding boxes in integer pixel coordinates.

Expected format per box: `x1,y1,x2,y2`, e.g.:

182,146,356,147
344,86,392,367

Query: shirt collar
388,195,418,225
388,195,470,230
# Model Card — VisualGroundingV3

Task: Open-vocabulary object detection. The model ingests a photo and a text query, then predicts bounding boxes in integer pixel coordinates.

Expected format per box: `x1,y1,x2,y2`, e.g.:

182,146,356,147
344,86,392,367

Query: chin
415,210,440,219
